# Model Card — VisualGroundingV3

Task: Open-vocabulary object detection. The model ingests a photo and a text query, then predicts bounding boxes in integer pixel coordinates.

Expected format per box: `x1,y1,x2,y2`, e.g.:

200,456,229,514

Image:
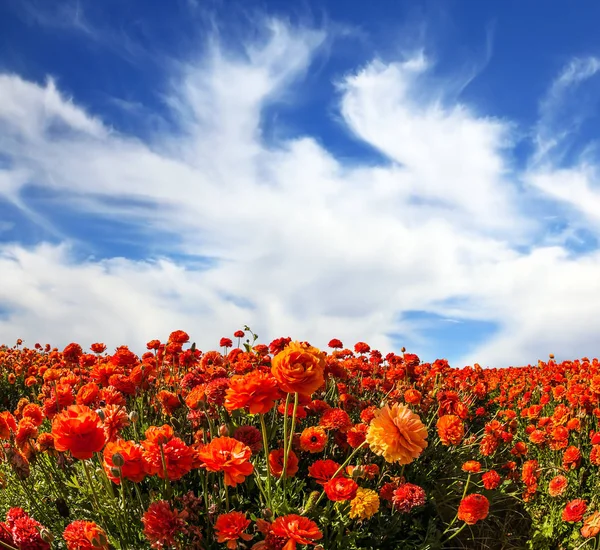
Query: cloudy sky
1,0,600,367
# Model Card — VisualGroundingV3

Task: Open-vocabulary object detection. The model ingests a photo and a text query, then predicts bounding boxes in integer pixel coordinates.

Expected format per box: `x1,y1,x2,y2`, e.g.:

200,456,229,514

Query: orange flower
103,440,146,483
461,461,481,473
224,371,281,414
581,511,600,538
52,405,107,460
271,342,325,395
299,427,327,453
436,415,464,446
141,428,194,481
366,403,428,464
214,511,253,549
269,448,299,478
548,474,568,497
63,520,109,550
323,477,358,502
196,436,254,487
457,494,490,525
270,514,322,550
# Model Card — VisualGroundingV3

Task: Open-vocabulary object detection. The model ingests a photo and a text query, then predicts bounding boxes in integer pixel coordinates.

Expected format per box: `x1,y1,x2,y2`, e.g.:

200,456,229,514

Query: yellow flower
366,403,428,464
349,487,380,520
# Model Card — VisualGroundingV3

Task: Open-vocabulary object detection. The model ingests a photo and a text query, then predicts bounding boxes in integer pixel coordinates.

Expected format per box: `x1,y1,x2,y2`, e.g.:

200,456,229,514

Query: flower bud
40,529,54,543
110,467,121,478
95,409,105,421
129,410,139,423
111,453,125,467
219,424,229,437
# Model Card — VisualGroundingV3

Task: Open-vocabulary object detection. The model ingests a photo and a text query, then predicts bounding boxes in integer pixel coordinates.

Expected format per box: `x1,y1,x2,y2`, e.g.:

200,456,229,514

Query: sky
1,0,600,368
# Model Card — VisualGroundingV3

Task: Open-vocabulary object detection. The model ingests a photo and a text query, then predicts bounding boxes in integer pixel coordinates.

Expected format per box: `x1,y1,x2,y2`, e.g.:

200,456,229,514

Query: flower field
1,330,600,549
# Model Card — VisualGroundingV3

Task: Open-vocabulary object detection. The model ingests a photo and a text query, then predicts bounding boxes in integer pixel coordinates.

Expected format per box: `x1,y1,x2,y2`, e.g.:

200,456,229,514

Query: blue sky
1,0,600,367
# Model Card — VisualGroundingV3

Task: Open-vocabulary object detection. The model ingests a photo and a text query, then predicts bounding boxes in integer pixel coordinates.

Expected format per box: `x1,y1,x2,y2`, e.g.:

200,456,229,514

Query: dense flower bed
0,330,599,549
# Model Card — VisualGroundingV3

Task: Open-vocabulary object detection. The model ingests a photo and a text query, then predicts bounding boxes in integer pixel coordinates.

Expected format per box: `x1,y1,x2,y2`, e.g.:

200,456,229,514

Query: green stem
82,459,102,512
281,393,299,491
260,414,272,505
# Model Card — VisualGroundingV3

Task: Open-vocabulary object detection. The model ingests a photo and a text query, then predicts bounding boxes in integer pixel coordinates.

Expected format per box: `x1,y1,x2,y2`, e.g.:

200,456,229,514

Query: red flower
270,514,322,549
319,408,352,432
220,338,233,348
354,342,370,354
232,426,263,454
308,459,342,485
63,520,109,550
141,426,194,481
6,508,50,550
52,405,107,460
234,330,245,338
323,477,358,502
214,511,252,549
457,494,490,525
392,483,426,512
482,470,502,490
346,424,368,448
142,501,185,549
563,499,587,523
269,448,299,478
328,339,343,349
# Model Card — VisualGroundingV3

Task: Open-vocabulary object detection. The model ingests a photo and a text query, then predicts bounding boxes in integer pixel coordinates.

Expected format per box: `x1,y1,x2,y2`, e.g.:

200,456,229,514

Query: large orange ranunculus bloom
582,511,600,539
224,371,281,414
271,341,326,395
270,514,323,550
436,415,465,446
103,440,146,484
457,494,490,525
366,403,428,464
196,436,254,487
52,405,107,460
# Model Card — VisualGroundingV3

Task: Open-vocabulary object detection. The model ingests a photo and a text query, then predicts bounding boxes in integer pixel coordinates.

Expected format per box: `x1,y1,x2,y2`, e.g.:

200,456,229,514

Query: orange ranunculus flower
214,511,253,549
271,341,326,395
270,514,322,550
462,461,482,473
63,520,109,550
196,436,254,487
581,511,600,538
457,494,490,525
141,429,194,481
52,405,107,460
366,403,428,464
224,370,281,414
269,448,299,478
323,477,358,502
548,474,568,497
436,415,465,446
299,427,327,453
103,440,146,484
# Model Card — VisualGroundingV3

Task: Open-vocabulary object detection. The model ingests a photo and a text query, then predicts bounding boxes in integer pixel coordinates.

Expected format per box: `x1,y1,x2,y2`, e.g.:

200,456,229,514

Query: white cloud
1,19,600,367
